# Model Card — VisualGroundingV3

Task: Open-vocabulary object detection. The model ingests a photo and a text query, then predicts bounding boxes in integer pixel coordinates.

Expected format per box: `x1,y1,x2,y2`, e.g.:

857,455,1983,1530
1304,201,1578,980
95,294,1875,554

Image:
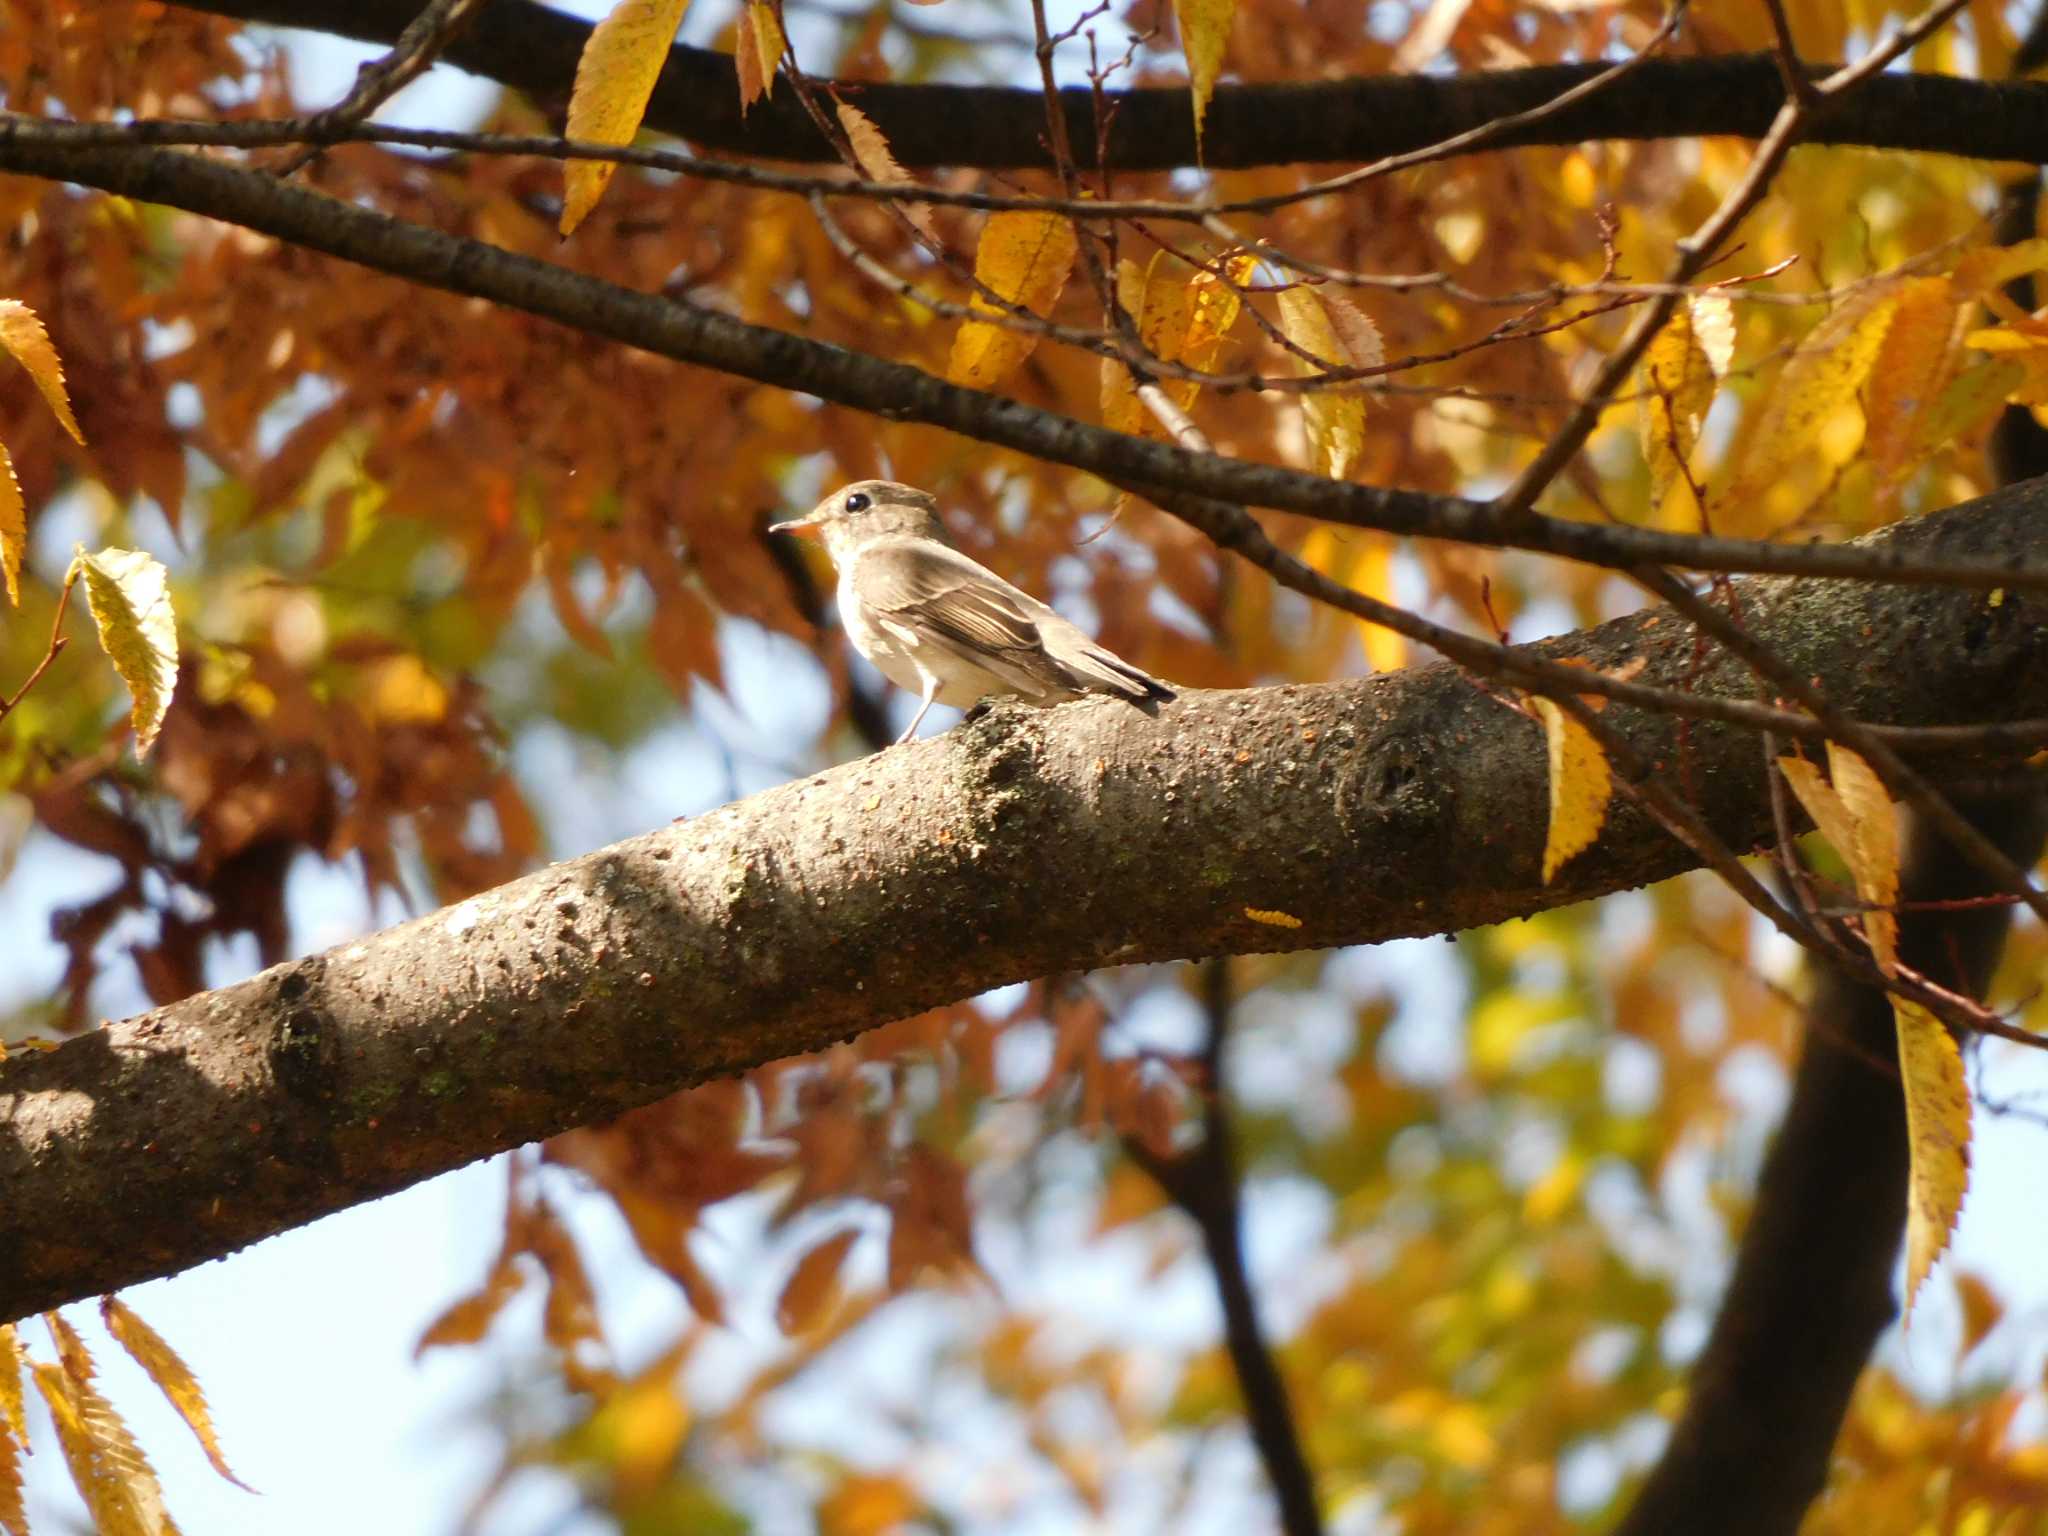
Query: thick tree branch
3,130,2047,598
178,0,2048,171
2,484,2046,1321
1612,789,2048,1536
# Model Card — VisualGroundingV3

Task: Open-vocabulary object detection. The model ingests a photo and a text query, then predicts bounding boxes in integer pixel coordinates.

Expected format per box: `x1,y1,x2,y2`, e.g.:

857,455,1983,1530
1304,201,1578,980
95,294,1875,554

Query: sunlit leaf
0,298,85,445
1864,277,1962,484
836,103,933,240
946,212,1078,390
0,1415,21,1536
1892,1000,1970,1316
1827,742,1899,972
0,440,21,607
69,546,178,758
1276,287,1380,479
1101,253,1195,436
560,0,694,235
1689,291,1736,377
0,1326,22,1442
1173,0,1235,152
1530,697,1610,882
1637,304,1715,528
35,1325,183,1536
100,1297,252,1491
734,0,784,114
1721,283,1899,533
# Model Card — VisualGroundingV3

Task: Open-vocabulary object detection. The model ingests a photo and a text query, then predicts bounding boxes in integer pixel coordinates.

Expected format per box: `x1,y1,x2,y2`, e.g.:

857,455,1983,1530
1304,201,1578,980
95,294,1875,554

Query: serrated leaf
1688,292,1736,377
735,0,784,114
100,1297,252,1492
1530,697,1610,881
0,1326,22,1441
1101,253,1195,435
0,1416,22,1536
946,211,1078,390
35,1331,183,1536
0,439,21,607
1864,276,1963,484
1172,0,1236,154
1827,742,1899,972
836,103,933,240
0,299,85,445
776,1228,860,1334
560,0,694,236
1780,748,1898,971
1276,287,1378,479
1637,304,1715,528
1722,284,1900,532
69,546,177,758
1893,1000,1970,1316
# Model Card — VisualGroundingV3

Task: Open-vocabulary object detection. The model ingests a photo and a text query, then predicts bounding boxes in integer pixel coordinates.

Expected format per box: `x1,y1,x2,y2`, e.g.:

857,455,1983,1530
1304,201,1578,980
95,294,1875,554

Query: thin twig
276,0,493,176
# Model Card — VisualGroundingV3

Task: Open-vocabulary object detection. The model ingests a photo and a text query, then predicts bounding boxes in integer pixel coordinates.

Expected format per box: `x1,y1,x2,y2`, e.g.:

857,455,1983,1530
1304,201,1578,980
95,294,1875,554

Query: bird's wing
852,539,1074,698
854,538,1176,706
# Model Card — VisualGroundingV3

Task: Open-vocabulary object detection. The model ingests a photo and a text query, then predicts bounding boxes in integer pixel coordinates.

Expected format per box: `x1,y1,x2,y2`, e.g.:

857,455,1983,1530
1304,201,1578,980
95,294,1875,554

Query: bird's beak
768,510,826,537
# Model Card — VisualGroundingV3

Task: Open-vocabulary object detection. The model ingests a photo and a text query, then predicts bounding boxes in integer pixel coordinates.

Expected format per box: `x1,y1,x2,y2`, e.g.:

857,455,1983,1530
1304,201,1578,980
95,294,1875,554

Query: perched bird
770,480,1176,744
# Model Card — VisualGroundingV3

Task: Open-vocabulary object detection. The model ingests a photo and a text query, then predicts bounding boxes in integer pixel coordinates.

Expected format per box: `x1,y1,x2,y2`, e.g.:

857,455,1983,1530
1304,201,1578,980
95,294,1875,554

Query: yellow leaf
1893,1000,1970,1315
1299,525,1404,669
1637,304,1715,528
0,1325,22,1440
1530,697,1611,882
0,439,21,607
735,0,784,114
560,0,694,236
1171,255,1251,409
0,298,85,445
360,653,449,725
1243,906,1302,928
1864,276,1962,484
1100,253,1195,435
945,211,1078,390
836,103,932,240
35,1344,183,1536
1827,742,1899,973
100,1297,252,1492
1173,0,1236,153
0,1415,21,1536
1779,749,1898,971
1721,283,1899,534
1689,292,1736,377
69,546,178,758
1276,287,1378,479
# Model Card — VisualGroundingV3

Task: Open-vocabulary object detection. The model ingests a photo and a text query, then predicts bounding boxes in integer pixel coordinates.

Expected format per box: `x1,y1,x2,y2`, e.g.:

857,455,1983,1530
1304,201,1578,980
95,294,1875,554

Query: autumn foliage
4,0,2048,1530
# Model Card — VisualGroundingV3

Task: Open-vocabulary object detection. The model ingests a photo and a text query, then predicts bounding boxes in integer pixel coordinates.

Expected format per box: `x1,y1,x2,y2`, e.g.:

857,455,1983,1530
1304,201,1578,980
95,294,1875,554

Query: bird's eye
844,491,872,514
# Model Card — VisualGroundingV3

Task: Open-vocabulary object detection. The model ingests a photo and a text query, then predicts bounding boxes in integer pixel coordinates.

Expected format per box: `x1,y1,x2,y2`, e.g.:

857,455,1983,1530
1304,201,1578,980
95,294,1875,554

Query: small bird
770,480,1176,744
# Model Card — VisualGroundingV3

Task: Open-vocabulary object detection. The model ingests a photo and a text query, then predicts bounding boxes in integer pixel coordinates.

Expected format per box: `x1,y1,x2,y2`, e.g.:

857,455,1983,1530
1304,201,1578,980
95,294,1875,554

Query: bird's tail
1064,642,1176,707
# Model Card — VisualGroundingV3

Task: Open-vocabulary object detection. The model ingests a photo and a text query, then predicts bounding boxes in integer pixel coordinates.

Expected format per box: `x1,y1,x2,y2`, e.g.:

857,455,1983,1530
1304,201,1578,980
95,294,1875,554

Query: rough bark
179,0,2048,171
1611,790,2048,1536
3,485,2046,1322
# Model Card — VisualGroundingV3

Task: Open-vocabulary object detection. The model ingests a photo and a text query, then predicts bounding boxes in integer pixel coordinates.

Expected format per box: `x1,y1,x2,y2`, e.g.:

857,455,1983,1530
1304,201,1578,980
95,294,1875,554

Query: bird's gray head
769,480,948,560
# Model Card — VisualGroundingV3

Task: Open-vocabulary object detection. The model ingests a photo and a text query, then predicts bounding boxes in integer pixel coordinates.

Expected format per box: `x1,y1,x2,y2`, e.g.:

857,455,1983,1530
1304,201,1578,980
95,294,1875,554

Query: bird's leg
895,675,939,745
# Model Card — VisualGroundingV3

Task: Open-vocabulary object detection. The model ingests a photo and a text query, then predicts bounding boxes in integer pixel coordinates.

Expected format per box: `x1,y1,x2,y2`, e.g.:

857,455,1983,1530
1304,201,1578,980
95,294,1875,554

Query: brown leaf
776,1228,861,1334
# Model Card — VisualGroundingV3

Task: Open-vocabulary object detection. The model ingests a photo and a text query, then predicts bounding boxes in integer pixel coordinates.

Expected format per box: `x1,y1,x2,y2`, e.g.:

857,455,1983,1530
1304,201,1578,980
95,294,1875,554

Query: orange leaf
33,1346,183,1536
0,298,85,445
836,102,933,239
100,1297,253,1491
776,1228,861,1334
561,0,695,236
1864,276,1963,485
735,0,784,114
